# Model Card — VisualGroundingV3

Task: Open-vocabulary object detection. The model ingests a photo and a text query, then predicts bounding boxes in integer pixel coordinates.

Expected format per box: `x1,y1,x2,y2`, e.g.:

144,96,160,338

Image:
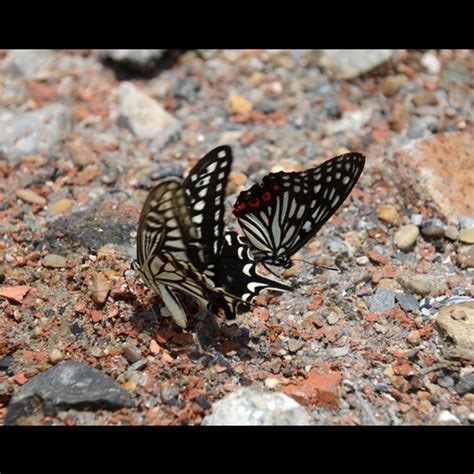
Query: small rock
101,49,166,72
326,312,340,325
0,104,72,162
287,339,304,353
421,219,445,238
117,82,181,142
421,53,441,74
459,228,474,244
129,359,147,371
122,344,142,364
394,224,419,250
2,49,55,78
397,273,444,297
432,410,461,426
0,285,31,304
203,387,312,425
411,214,424,227
264,378,280,389
444,225,459,241
217,130,243,146
160,384,180,404
370,287,396,313
374,323,388,334
436,375,454,388
48,349,64,365
330,346,350,358
395,293,420,312
381,75,407,97
15,189,47,206
324,108,372,135
90,271,111,305
318,49,394,80
42,254,67,269
436,302,474,360
228,95,253,115
356,256,369,266
454,373,474,395
457,246,474,268
0,355,13,372
4,361,134,425
49,199,72,214
459,216,474,229
407,115,437,139
407,330,421,346
377,205,400,225
412,91,439,107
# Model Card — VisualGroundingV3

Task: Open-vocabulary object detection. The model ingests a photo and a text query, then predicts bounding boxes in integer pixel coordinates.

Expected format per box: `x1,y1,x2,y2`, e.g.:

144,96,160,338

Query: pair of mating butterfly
134,145,365,328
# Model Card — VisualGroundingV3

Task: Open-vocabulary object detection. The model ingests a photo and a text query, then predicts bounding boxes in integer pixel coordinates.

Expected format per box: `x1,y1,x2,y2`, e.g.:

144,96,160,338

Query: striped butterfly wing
182,145,233,270
204,231,292,309
233,152,366,267
140,251,242,321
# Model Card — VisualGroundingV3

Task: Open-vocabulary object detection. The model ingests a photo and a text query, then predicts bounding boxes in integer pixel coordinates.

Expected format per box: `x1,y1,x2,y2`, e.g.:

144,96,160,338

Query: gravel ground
0,49,473,426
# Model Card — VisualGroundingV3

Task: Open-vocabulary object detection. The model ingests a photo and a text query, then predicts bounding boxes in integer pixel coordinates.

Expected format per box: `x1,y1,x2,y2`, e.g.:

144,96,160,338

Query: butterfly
233,152,366,269
134,146,291,328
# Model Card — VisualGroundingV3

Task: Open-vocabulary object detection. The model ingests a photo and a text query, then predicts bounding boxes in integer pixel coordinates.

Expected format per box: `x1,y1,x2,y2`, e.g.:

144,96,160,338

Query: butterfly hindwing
233,152,366,267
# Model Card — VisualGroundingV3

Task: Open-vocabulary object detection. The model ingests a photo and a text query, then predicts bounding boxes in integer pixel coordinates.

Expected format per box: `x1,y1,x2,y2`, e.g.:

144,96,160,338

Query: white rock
324,108,373,135
202,387,312,425
117,82,181,141
421,53,441,74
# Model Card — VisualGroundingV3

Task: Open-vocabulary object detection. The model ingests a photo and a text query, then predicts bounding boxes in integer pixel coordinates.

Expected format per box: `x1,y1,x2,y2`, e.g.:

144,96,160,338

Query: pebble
15,189,47,206
395,293,419,312
264,378,280,389
326,312,340,325
369,287,396,313
356,256,369,266
324,108,372,135
457,246,474,268
459,228,474,244
42,254,67,268
436,375,454,388
217,130,243,146
117,82,181,142
287,339,304,353
229,95,253,115
377,205,400,225
48,348,64,365
90,271,111,305
444,225,459,241
421,219,445,238
407,330,421,346
397,273,443,297
3,49,55,78
459,216,474,229
123,344,142,364
5,361,134,425
50,198,72,214
202,387,312,425
318,49,394,80
432,410,461,426
421,53,441,74
0,104,72,163
454,373,474,395
411,214,424,227
330,346,350,358
129,359,147,371
407,115,437,139
394,225,419,251
412,91,439,107
381,75,407,97
161,384,180,404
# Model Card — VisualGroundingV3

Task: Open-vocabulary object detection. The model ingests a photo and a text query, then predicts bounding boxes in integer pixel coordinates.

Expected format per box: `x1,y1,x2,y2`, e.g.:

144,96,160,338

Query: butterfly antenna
292,258,340,272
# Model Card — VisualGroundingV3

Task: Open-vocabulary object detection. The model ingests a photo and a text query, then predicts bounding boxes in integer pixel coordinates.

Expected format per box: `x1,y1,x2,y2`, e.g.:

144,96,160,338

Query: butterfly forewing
182,145,233,269
233,152,366,266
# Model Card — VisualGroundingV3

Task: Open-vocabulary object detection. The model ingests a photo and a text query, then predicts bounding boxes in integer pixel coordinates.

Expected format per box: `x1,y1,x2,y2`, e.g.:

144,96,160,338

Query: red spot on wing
273,184,280,191
262,192,271,201
249,197,261,208
234,202,247,213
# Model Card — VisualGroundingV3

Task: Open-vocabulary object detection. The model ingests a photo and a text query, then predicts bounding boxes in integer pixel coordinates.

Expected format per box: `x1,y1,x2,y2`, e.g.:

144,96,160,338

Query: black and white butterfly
134,146,291,328
233,152,365,268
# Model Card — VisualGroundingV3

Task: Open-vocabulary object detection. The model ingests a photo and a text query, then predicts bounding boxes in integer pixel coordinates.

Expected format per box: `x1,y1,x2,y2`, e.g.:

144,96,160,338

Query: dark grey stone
0,355,13,372
454,373,474,396
369,287,396,313
407,115,437,140
395,293,420,312
421,219,445,238
5,361,134,425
